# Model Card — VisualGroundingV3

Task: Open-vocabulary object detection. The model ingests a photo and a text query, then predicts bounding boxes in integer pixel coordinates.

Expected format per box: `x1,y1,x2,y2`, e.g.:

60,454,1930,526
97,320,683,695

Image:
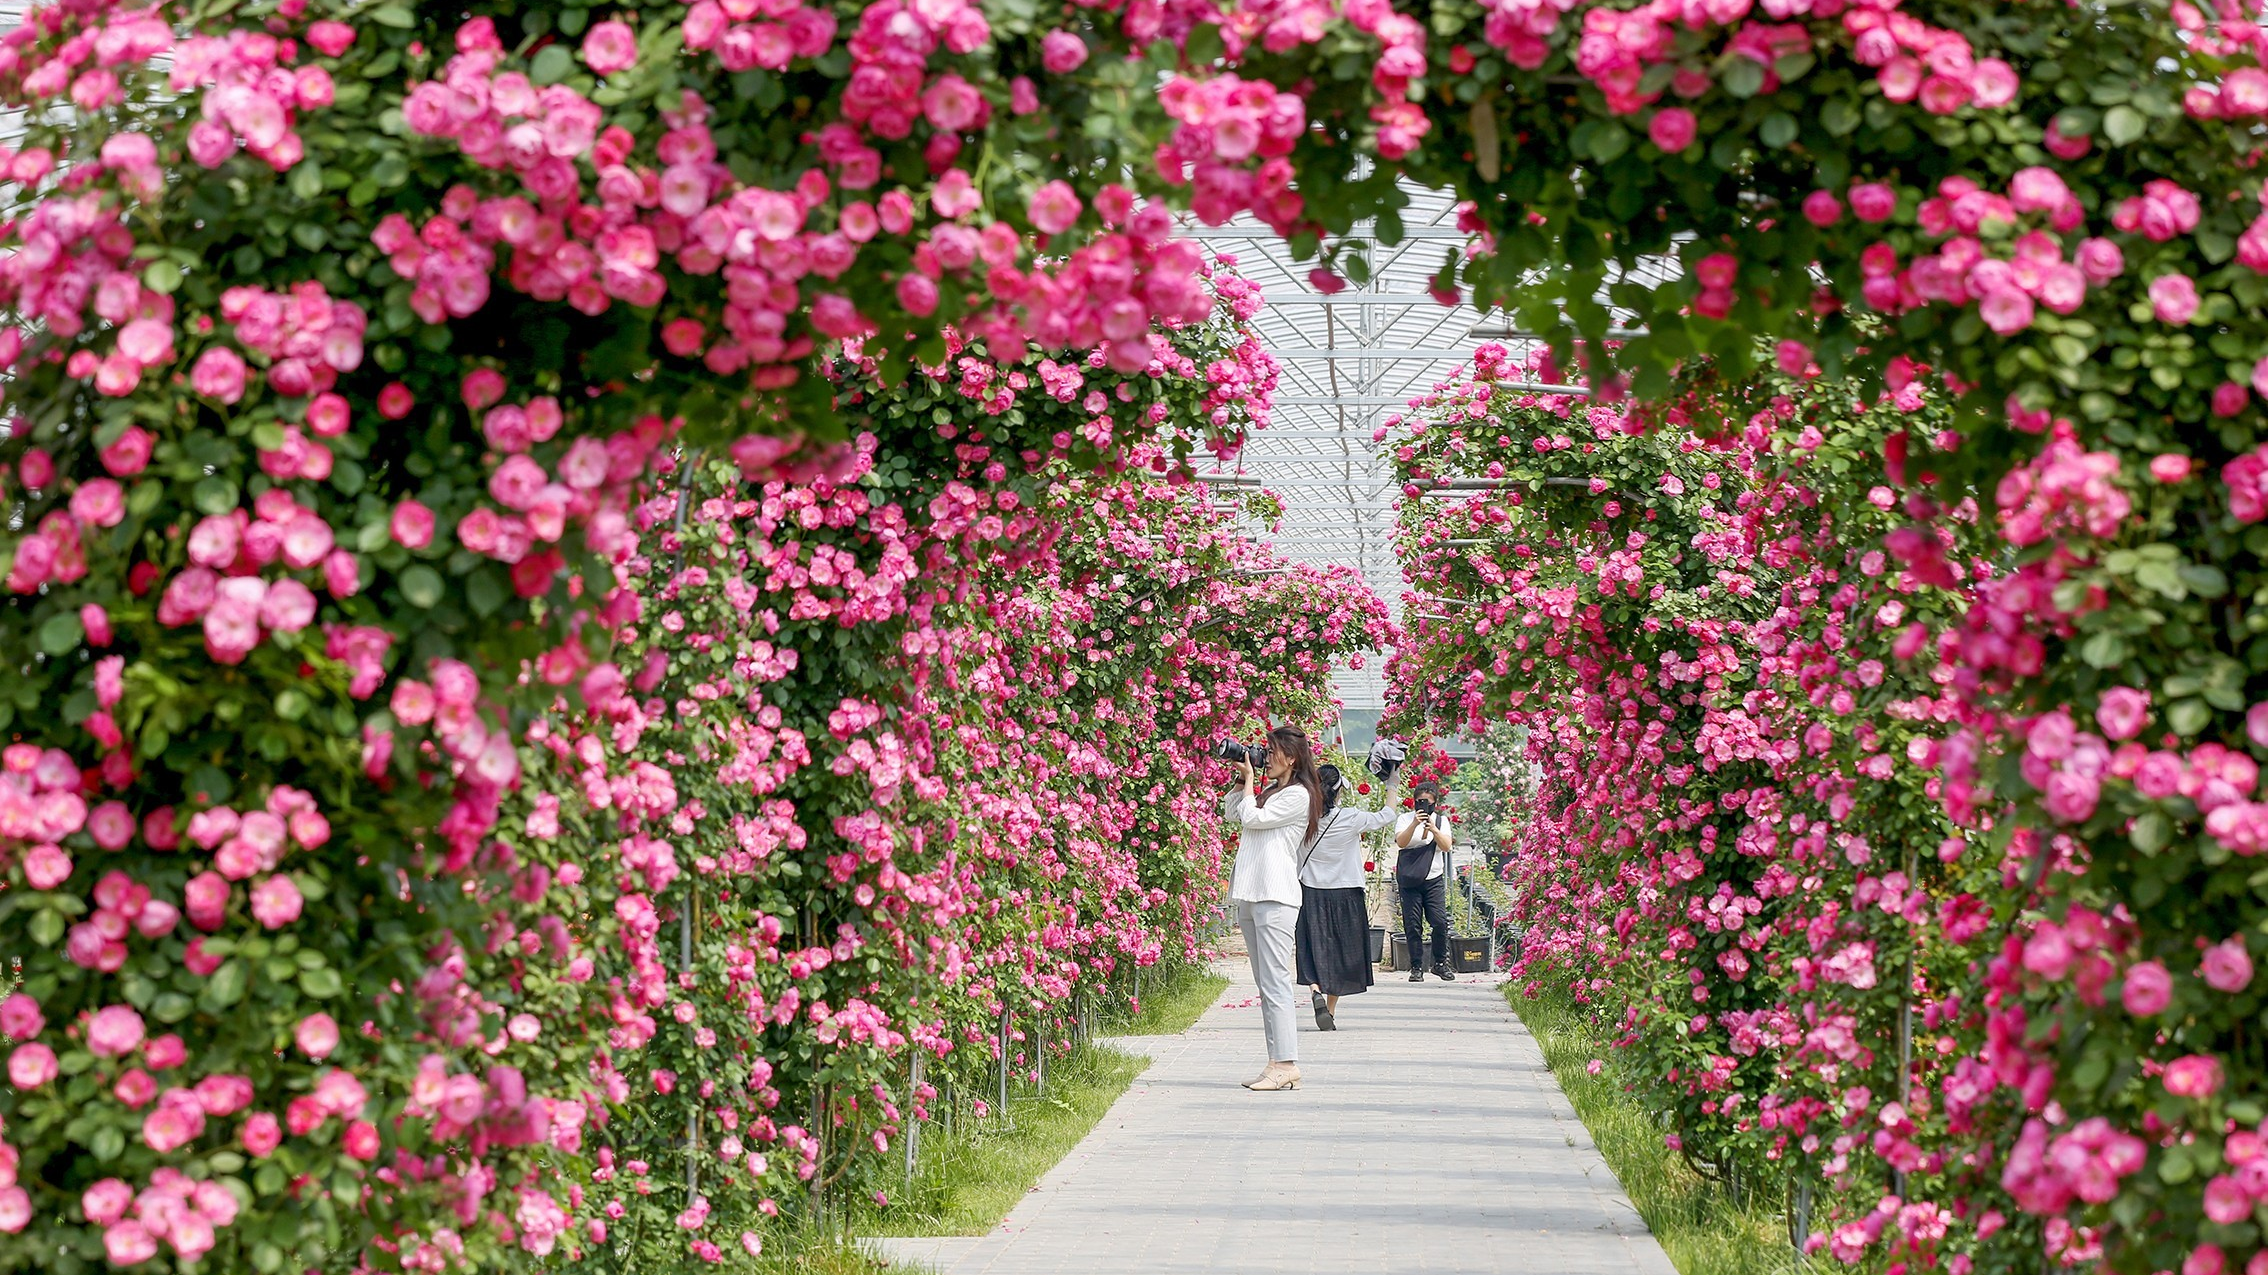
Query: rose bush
6,0,2268,1271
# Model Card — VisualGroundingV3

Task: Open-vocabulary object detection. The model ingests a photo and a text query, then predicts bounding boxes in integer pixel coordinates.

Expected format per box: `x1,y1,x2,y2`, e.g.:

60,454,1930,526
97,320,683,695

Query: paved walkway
868,962,1679,1275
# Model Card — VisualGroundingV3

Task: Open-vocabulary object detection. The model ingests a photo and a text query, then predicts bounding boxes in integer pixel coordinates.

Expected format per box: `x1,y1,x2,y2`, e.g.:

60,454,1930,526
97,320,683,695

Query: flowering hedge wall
6,0,2267,1270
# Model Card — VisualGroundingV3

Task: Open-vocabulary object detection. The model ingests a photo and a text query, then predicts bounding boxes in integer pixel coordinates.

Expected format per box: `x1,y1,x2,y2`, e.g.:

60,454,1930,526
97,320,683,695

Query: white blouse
1299,796,1403,890
1394,811,1456,880
1223,784,1313,907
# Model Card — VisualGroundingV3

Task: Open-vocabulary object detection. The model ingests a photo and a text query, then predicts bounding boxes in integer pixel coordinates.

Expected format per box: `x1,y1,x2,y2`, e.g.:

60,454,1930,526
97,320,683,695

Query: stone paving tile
867,964,1679,1275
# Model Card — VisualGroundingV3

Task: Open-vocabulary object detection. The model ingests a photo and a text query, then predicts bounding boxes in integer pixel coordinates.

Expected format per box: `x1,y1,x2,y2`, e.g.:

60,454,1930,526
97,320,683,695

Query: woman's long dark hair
1261,725,1324,844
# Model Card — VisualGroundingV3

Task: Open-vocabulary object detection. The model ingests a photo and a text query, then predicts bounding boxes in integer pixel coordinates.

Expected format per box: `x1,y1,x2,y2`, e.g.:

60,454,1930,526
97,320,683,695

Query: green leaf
143,260,183,294
1183,21,1224,66
1759,113,1799,148
466,568,507,618
27,908,62,947
2079,631,2126,668
192,476,239,515
2169,698,2212,736
400,565,445,609
1820,98,1860,137
151,992,193,1024
2135,560,2187,599
2132,811,2171,854
200,959,248,1011
2104,105,2146,146
298,967,343,999
530,45,575,85
1721,59,1766,98
37,611,83,655
289,161,323,201
91,1126,125,1161
367,5,414,27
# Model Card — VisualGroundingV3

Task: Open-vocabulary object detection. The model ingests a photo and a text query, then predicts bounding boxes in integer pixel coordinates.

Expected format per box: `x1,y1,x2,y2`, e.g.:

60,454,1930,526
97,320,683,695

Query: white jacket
1223,784,1312,906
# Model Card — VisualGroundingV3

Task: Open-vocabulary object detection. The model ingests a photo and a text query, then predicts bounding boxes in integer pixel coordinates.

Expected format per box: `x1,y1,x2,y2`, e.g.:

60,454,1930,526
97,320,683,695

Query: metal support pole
906,1053,922,1192
681,891,698,1204
997,1010,1010,1114
1036,1017,1046,1096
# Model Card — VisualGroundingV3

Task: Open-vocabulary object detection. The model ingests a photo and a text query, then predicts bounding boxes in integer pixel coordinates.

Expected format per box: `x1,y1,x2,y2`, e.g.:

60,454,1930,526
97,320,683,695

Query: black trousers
1398,876,1451,971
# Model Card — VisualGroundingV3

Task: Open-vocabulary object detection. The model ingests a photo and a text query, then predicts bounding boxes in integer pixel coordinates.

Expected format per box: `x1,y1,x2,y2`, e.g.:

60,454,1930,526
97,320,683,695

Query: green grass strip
1509,985,1802,1275
1113,965,1230,1037
846,963,1227,1244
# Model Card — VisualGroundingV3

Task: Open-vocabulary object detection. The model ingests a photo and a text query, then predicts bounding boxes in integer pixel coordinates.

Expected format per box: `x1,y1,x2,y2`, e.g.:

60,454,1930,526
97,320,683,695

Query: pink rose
1041,30,1088,73
1648,107,1696,153
103,1220,158,1266
2150,273,2201,324
343,1119,380,1160
391,499,436,549
581,20,638,75
1849,183,1897,222
85,1005,144,1057
2153,454,2196,483
241,1111,282,1157
2095,687,2150,741
193,1073,254,1117
296,1013,340,1059
0,993,43,1040
189,347,248,403
69,478,124,528
2166,1053,2224,1098
0,1186,30,1233
143,1089,206,1152
24,842,72,890
2203,937,2254,993
1802,190,1843,226
249,874,303,929
81,1178,132,1225
8,1043,57,1089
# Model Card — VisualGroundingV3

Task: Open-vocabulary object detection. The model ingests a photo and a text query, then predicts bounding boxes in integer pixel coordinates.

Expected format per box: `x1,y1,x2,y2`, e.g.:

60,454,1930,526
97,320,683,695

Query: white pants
1237,900,1299,1063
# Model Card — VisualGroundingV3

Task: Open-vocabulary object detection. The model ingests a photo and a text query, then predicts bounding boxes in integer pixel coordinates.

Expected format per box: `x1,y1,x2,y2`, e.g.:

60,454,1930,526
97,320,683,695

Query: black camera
1212,739,1266,768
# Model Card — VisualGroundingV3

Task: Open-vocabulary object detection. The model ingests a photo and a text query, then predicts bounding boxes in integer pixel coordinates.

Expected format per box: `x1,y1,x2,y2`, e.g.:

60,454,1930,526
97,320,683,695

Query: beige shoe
1243,1062,1301,1091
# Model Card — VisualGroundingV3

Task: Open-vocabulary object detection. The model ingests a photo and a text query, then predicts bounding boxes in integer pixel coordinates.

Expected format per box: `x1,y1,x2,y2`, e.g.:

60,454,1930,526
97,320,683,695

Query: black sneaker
1312,1000,1335,1031
1433,965,1458,982
1407,968,1424,982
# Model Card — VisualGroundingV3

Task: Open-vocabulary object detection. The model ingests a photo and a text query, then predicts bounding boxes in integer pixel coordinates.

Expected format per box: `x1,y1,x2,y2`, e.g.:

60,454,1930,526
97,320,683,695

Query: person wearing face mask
1220,724,1323,1092
1294,762,1402,1031
1393,779,1457,982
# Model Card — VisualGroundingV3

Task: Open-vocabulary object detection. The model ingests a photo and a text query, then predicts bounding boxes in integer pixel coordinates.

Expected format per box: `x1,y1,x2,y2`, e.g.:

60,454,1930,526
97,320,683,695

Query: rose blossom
2203,937,2254,993
2166,1053,2224,1098
2095,687,2150,741
2113,952,2168,1011
296,1013,340,1059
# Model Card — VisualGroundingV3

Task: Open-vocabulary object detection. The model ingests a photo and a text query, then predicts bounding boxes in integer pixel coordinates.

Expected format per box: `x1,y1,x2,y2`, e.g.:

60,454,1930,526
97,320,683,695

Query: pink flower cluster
172,27,337,171
84,1168,242,1264
2000,1116,2148,1214
195,281,368,403
159,489,355,661
1993,425,2130,546
1156,74,1306,228
0,742,90,846
1857,172,2120,337
680,0,836,74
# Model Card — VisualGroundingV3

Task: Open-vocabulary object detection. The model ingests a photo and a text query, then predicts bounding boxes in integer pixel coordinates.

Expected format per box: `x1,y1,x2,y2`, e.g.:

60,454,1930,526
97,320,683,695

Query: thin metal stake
997,1010,1010,1114
1036,1017,1046,1095
906,1053,923,1192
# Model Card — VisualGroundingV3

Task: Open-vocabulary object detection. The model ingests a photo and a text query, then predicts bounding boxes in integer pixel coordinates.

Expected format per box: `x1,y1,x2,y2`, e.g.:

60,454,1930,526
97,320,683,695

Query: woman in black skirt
1295,764,1402,1030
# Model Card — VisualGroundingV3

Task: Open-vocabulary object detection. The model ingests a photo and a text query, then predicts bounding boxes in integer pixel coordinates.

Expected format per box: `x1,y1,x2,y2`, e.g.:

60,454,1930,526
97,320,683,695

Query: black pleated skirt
1295,885,1375,996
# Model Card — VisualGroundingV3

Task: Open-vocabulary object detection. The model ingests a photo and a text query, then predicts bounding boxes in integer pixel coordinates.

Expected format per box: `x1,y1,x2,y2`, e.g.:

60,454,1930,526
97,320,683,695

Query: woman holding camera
1295,763,1401,1031
1394,779,1457,982
1221,725,1323,1092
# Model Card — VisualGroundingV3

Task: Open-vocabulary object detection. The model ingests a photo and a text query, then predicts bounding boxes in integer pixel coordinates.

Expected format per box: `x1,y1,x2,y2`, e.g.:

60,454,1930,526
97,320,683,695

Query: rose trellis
3,0,2268,1270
